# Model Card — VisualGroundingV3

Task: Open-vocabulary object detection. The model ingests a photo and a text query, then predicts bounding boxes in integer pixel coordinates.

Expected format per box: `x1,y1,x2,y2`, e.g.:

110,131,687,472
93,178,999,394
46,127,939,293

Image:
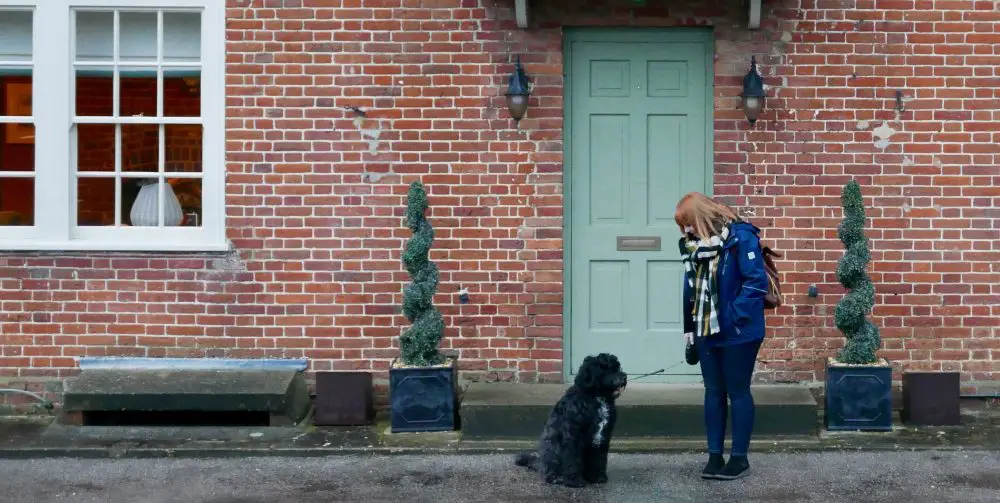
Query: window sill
0,239,230,253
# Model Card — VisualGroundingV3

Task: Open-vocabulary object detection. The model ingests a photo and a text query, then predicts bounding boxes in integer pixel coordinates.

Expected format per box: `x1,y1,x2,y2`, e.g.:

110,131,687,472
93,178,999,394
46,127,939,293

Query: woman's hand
684,333,694,345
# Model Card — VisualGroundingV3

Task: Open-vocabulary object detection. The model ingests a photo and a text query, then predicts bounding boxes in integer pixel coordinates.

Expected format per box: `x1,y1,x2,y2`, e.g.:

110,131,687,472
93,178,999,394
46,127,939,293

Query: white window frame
0,0,225,251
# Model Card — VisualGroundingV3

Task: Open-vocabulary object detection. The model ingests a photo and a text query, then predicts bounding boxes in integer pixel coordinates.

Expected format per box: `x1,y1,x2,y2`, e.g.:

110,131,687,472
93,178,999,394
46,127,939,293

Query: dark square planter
825,359,893,431
902,371,960,426
389,358,458,433
313,371,374,426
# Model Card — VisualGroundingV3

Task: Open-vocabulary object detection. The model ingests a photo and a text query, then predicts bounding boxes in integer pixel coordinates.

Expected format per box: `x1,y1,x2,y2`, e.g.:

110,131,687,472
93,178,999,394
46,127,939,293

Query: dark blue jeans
697,338,763,456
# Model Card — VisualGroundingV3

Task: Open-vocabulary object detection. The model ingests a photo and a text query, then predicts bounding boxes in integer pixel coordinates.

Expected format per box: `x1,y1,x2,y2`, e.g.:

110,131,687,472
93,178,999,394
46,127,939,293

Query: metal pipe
0,388,54,410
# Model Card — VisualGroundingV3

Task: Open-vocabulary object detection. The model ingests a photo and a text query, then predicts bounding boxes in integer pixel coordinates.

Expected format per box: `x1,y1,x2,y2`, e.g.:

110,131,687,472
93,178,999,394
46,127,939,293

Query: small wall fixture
505,55,531,124
895,90,905,113
740,56,765,125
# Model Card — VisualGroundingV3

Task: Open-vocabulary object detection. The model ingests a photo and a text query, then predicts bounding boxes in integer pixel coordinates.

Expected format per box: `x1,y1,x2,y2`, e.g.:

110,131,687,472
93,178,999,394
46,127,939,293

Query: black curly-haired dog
514,353,627,487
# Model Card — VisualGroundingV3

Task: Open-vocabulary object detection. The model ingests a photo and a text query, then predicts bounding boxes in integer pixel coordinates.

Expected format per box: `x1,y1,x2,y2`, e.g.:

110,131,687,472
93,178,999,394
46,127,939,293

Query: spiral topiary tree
398,181,445,367
833,180,881,365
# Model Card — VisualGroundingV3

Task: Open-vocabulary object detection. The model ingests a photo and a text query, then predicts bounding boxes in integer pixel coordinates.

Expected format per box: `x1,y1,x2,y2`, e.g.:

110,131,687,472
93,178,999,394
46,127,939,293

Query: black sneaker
701,454,726,479
716,455,750,480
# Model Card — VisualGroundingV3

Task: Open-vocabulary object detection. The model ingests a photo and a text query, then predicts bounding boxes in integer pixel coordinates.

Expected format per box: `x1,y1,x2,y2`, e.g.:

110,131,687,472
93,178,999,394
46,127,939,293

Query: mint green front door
566,29,713,383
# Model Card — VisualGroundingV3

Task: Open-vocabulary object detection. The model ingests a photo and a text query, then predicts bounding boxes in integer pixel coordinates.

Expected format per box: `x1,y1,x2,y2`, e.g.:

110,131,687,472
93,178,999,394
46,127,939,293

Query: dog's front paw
587,473,608,484
562,477,586,488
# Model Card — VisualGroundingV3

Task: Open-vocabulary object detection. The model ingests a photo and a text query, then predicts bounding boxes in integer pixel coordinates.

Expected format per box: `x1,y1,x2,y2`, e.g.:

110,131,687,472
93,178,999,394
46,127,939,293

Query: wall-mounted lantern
505,55,531,124
740,56,765,125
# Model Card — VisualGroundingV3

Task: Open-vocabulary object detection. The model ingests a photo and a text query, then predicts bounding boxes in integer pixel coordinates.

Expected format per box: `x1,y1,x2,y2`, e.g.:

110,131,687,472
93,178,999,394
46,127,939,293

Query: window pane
122,124,158,173
163,12,201,64
0,178,33,226
75,11,114,62
124,177,156,226
171,178,201,227
2,78,32,117
0,117,33,227
76,70,113,117
165,125,201,173
0,120,33,160
0,10,33,62
76,124,115,172
119,12,158,62
164,70,200,117
77,177,116,226
120,68,156,117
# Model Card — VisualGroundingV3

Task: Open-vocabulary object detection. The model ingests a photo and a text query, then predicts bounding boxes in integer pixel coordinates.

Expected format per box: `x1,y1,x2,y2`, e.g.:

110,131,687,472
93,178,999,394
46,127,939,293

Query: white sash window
0,0,225,251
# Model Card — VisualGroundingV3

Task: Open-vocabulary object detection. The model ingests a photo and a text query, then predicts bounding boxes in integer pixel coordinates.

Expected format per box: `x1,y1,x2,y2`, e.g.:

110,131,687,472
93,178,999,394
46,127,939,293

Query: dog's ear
574,356,598,392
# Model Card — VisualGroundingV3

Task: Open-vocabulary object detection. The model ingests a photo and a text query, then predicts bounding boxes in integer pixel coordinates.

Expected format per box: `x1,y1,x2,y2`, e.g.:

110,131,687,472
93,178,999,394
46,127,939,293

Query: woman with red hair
675,192,769,480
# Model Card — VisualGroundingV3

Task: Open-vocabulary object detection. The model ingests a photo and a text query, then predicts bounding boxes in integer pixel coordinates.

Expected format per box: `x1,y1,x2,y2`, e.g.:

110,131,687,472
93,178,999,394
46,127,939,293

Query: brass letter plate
616,236,661,251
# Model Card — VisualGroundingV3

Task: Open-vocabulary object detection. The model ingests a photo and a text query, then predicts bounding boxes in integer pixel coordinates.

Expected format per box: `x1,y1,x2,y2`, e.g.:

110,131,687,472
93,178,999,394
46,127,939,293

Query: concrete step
61,369,311,427
460,383,818,440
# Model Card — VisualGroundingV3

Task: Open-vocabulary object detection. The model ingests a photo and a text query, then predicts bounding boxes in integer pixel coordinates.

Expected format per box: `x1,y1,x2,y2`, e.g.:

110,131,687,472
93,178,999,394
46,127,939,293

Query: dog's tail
514,451,540,471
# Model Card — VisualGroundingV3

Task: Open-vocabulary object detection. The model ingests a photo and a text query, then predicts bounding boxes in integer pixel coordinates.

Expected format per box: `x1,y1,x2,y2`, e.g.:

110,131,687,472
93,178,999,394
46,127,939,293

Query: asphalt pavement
1,451,998,503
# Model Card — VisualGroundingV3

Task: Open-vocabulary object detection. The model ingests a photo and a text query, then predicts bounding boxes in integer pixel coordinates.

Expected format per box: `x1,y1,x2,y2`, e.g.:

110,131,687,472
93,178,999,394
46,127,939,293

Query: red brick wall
3,0,999,409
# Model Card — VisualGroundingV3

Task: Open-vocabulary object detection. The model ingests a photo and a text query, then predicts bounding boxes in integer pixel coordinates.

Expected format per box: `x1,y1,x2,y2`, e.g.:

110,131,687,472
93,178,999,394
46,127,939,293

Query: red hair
674,192,739,240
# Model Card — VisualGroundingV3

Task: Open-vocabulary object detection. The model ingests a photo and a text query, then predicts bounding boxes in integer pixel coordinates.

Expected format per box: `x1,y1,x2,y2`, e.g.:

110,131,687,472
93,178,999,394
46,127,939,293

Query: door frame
561,27,716,382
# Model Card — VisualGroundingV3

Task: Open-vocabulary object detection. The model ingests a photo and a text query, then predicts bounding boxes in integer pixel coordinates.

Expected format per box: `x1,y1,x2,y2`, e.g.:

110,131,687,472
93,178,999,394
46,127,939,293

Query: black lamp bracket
506,55,531,96
742,55,765,98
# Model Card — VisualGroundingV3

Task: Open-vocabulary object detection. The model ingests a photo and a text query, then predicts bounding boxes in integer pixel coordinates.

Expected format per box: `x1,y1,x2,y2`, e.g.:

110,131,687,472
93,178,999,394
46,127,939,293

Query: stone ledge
61,369,310,426
461,383,819,439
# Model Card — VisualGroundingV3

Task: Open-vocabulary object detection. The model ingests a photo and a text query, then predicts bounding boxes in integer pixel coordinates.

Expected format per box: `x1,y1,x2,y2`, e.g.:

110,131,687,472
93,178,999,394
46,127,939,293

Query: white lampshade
130,181,183,227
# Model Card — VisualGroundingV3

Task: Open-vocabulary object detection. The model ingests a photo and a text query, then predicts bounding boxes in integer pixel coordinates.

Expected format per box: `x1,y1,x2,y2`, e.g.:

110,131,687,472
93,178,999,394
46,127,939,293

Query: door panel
589,260,629,330
567,30,712,383
589,114,629,224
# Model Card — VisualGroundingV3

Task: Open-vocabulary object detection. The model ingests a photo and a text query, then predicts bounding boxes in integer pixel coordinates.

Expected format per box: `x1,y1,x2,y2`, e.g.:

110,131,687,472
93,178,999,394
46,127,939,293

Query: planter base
902,371,960,426
825,359,893,432
389,359,458,433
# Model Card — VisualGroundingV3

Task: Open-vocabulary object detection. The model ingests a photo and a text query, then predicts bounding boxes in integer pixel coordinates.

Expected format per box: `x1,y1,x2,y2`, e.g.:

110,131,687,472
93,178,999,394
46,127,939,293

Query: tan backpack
762,246,783,309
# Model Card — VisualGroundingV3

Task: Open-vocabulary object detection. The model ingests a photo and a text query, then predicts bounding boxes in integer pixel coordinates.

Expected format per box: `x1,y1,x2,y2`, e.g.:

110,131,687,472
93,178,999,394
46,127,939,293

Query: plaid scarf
680,226,730,338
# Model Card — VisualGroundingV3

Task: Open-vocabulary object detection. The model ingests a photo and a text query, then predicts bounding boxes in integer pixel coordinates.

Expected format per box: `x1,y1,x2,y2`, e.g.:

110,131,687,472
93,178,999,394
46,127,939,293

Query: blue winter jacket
682,221,770,347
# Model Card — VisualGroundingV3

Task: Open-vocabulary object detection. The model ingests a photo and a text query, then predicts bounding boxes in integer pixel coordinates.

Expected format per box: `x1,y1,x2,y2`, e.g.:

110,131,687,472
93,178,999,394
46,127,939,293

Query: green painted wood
565,29,713,383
